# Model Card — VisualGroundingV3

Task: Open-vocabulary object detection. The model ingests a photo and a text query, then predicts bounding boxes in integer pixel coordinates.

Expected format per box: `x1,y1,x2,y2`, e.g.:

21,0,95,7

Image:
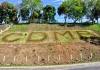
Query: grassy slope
0,24,99,44
6,25,29,32
84,24,100,32
5,24,100,32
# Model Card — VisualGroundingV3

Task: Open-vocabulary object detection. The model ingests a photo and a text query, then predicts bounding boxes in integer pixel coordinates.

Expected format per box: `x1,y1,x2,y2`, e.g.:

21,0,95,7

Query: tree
21,0,43,22
0,2,18,24
94,0,100,23
58,1,69,24
7,2,18,23
0,4,3,23
33,10,40,22
0,2,8,24
20,7,30,21
15,3,24,23
86,0,98,24
29,10,40,23
43,5,56,23
58,0,86,24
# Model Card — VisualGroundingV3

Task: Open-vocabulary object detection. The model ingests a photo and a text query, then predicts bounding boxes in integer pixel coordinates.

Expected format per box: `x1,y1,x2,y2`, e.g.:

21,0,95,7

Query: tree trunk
91,14,95,25
81,18,82,24
64,15,67,25
92,19,95,25
97,16,99,24
65,18,66,24
97,19,98,24
73,19,78,24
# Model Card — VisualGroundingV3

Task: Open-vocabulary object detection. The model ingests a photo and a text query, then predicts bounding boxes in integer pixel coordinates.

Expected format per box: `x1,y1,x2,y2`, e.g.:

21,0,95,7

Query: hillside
0,24,99,66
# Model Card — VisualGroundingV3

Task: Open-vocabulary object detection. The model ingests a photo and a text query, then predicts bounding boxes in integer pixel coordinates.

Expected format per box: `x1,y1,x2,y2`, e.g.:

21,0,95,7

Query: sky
0,0,99,23
42,0,67,23
0,0,72,23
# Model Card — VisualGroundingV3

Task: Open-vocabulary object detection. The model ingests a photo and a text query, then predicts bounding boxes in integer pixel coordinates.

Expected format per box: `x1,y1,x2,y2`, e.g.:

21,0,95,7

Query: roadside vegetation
0,0,100,66
0,0,100,25
6,25,29,32
86,24,100,32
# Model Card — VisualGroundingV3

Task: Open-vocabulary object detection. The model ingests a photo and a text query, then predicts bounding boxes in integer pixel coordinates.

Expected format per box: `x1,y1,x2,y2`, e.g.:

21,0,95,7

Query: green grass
32,24,67,31
0,30,98,44
84,24,100,32
88,24,100,31
6,25,29,32
5,24,100,33
0,32,29,44
0,24,99,44
30,33,46,40
0,32,48,44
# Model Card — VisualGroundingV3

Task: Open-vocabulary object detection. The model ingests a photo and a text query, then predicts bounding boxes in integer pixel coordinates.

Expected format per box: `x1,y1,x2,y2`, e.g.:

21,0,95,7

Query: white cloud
53,0,61,2
52,0,65,4
53,0,65,2
17,0,22,4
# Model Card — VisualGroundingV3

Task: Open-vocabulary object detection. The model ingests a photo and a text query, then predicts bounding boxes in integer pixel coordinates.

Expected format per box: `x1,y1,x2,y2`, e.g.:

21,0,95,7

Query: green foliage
94,0,100,23
28,10,40,23
20,7,30,20
57,1,69,23
21,0,43,22
33,11,39,18
22,0,43,10
58,0,86,23
0,0,100,24
43,5,56,23
86,0,99,24
0,2,18,24
58,1,68,15
93,51,97,56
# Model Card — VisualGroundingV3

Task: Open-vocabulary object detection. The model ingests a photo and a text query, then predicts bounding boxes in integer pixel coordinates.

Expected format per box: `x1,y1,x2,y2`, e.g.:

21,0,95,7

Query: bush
59,23,66,26
80,36,84,40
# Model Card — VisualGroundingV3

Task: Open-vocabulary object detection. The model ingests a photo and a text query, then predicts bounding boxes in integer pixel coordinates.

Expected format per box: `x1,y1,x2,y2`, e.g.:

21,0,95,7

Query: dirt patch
0,42,100,65
28,24,35,32
0,24,9,30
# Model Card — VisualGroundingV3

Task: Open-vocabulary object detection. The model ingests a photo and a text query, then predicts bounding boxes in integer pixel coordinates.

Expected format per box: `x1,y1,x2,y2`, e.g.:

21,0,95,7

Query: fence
0,52,99,66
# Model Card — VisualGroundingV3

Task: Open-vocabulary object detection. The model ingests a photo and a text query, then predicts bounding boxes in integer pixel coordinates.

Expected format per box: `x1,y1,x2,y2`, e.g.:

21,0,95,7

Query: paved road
70,66,100,70
0,62,100,70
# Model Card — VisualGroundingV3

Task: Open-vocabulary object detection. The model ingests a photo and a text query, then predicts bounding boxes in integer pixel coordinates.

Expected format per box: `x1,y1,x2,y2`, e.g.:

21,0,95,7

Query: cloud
53,0,65,2
17,0,22,4
52,0,65,4
53,0,61,2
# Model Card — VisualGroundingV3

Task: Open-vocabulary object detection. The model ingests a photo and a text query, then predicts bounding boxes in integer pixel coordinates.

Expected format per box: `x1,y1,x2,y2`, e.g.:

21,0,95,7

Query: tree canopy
20,7,30,21
21,0,43,23
43,5,56,23
0,0,100,24
58,0,86,23
0,2,18,24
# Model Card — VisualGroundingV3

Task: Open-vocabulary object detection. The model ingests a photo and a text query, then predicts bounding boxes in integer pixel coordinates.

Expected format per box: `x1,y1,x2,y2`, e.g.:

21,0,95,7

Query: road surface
0,62,100,70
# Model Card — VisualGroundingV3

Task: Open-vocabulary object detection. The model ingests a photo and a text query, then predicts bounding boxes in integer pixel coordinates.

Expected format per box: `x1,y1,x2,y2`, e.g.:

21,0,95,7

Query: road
0,62,100,70
70,66,100,70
